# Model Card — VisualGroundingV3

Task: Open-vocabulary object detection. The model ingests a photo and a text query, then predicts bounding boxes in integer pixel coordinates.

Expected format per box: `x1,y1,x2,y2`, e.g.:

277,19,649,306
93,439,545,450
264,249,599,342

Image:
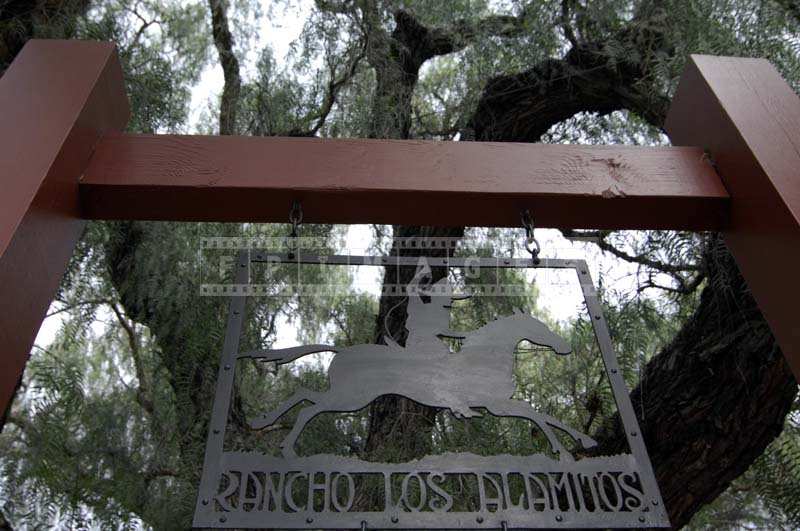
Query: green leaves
3,0,800,527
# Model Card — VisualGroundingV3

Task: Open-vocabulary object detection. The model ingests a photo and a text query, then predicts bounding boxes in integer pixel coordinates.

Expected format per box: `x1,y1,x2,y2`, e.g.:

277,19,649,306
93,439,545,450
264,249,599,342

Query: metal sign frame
193,251,669,529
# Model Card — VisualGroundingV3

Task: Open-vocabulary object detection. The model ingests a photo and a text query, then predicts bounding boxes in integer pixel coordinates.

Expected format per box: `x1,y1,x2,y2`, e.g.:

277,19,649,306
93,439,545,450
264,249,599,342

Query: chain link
289,200,303,236
287,200,303,258
520,209,541,265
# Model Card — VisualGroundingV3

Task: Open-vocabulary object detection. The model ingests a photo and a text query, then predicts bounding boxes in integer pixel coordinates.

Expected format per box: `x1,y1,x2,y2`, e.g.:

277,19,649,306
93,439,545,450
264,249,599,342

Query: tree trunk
593,235,797,527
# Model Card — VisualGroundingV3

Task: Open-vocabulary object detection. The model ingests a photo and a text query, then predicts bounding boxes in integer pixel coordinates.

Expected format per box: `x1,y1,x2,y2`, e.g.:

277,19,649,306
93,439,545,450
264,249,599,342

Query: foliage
1,0,800,529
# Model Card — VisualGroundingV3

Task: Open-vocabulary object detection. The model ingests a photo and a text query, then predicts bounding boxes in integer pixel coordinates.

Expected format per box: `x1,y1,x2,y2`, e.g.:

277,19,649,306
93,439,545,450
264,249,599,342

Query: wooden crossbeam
80,133,729,230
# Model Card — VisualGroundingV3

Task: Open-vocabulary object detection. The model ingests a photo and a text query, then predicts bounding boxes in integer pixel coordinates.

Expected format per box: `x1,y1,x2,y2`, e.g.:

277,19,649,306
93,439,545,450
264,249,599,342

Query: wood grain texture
0,40,129,413
80,133,729,229
666,54,800,381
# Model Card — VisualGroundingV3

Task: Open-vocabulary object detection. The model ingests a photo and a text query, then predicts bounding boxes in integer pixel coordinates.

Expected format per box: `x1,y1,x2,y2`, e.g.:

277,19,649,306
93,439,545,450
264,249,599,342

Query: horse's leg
250,388,323,430
279,394,376,459
484,400,595,461
521,403,598,450
484,400,570,460
279,403,328,459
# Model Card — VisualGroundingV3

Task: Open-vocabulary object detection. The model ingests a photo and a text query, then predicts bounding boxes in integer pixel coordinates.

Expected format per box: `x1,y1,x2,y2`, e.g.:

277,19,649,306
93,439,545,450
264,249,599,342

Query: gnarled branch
466,5,673,141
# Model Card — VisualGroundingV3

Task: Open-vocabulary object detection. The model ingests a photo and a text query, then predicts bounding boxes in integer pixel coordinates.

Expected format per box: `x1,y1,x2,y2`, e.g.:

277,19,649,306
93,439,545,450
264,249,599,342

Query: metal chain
289,200,303,235
520,209,541,265
287,200,303,258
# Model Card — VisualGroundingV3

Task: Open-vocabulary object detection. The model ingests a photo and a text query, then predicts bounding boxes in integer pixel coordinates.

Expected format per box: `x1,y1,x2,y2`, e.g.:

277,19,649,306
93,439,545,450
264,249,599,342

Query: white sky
35,0,656,350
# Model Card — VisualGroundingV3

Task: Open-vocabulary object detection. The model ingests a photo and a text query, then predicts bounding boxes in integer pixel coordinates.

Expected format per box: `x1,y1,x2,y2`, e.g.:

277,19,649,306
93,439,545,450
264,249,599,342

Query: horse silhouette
239,276,597,461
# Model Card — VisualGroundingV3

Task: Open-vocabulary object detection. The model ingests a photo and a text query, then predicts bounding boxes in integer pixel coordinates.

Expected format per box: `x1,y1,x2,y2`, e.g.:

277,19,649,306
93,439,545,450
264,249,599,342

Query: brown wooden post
666,55,800,381
0,40,129,413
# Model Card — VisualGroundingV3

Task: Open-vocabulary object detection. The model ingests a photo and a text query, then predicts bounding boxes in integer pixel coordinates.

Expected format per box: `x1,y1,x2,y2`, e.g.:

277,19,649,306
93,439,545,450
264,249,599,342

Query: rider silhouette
402,266,470,352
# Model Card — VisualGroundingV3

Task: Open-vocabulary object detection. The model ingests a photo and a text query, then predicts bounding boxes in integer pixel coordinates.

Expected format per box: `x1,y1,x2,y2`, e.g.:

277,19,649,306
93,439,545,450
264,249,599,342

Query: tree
1,0,799,528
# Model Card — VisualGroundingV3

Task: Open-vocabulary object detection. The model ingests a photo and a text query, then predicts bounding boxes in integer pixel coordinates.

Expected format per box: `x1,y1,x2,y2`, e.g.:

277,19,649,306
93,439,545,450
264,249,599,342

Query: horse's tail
237,345,336,365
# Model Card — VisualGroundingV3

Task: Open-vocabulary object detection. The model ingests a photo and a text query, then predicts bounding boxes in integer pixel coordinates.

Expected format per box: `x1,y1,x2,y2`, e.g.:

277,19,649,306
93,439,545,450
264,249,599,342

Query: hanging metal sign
193,251,669,529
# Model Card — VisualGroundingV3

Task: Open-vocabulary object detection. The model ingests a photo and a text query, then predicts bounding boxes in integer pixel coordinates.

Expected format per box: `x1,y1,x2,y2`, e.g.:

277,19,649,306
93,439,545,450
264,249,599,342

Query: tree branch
424,13,528,58
392,7,533,64
560,230,701,274
363,6,536,138
290,40,367,137
126,4,160,47
560,0,579,47
637,271,706,296
110,303,154,415
0,513,12,530
314,0,357,16
330,309,354,345
207,0,241,135
774,0,800,26
314,42,366,134
466,6,673,141
560,229,705,296
45,298,112,318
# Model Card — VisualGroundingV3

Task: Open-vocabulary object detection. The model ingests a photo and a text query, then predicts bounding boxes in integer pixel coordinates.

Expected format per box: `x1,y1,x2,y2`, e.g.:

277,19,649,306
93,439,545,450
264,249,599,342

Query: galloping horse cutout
239,266,597,461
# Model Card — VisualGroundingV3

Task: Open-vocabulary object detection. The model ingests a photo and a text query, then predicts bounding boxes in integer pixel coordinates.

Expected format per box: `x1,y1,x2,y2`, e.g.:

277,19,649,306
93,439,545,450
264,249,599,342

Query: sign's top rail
248,252,587,270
